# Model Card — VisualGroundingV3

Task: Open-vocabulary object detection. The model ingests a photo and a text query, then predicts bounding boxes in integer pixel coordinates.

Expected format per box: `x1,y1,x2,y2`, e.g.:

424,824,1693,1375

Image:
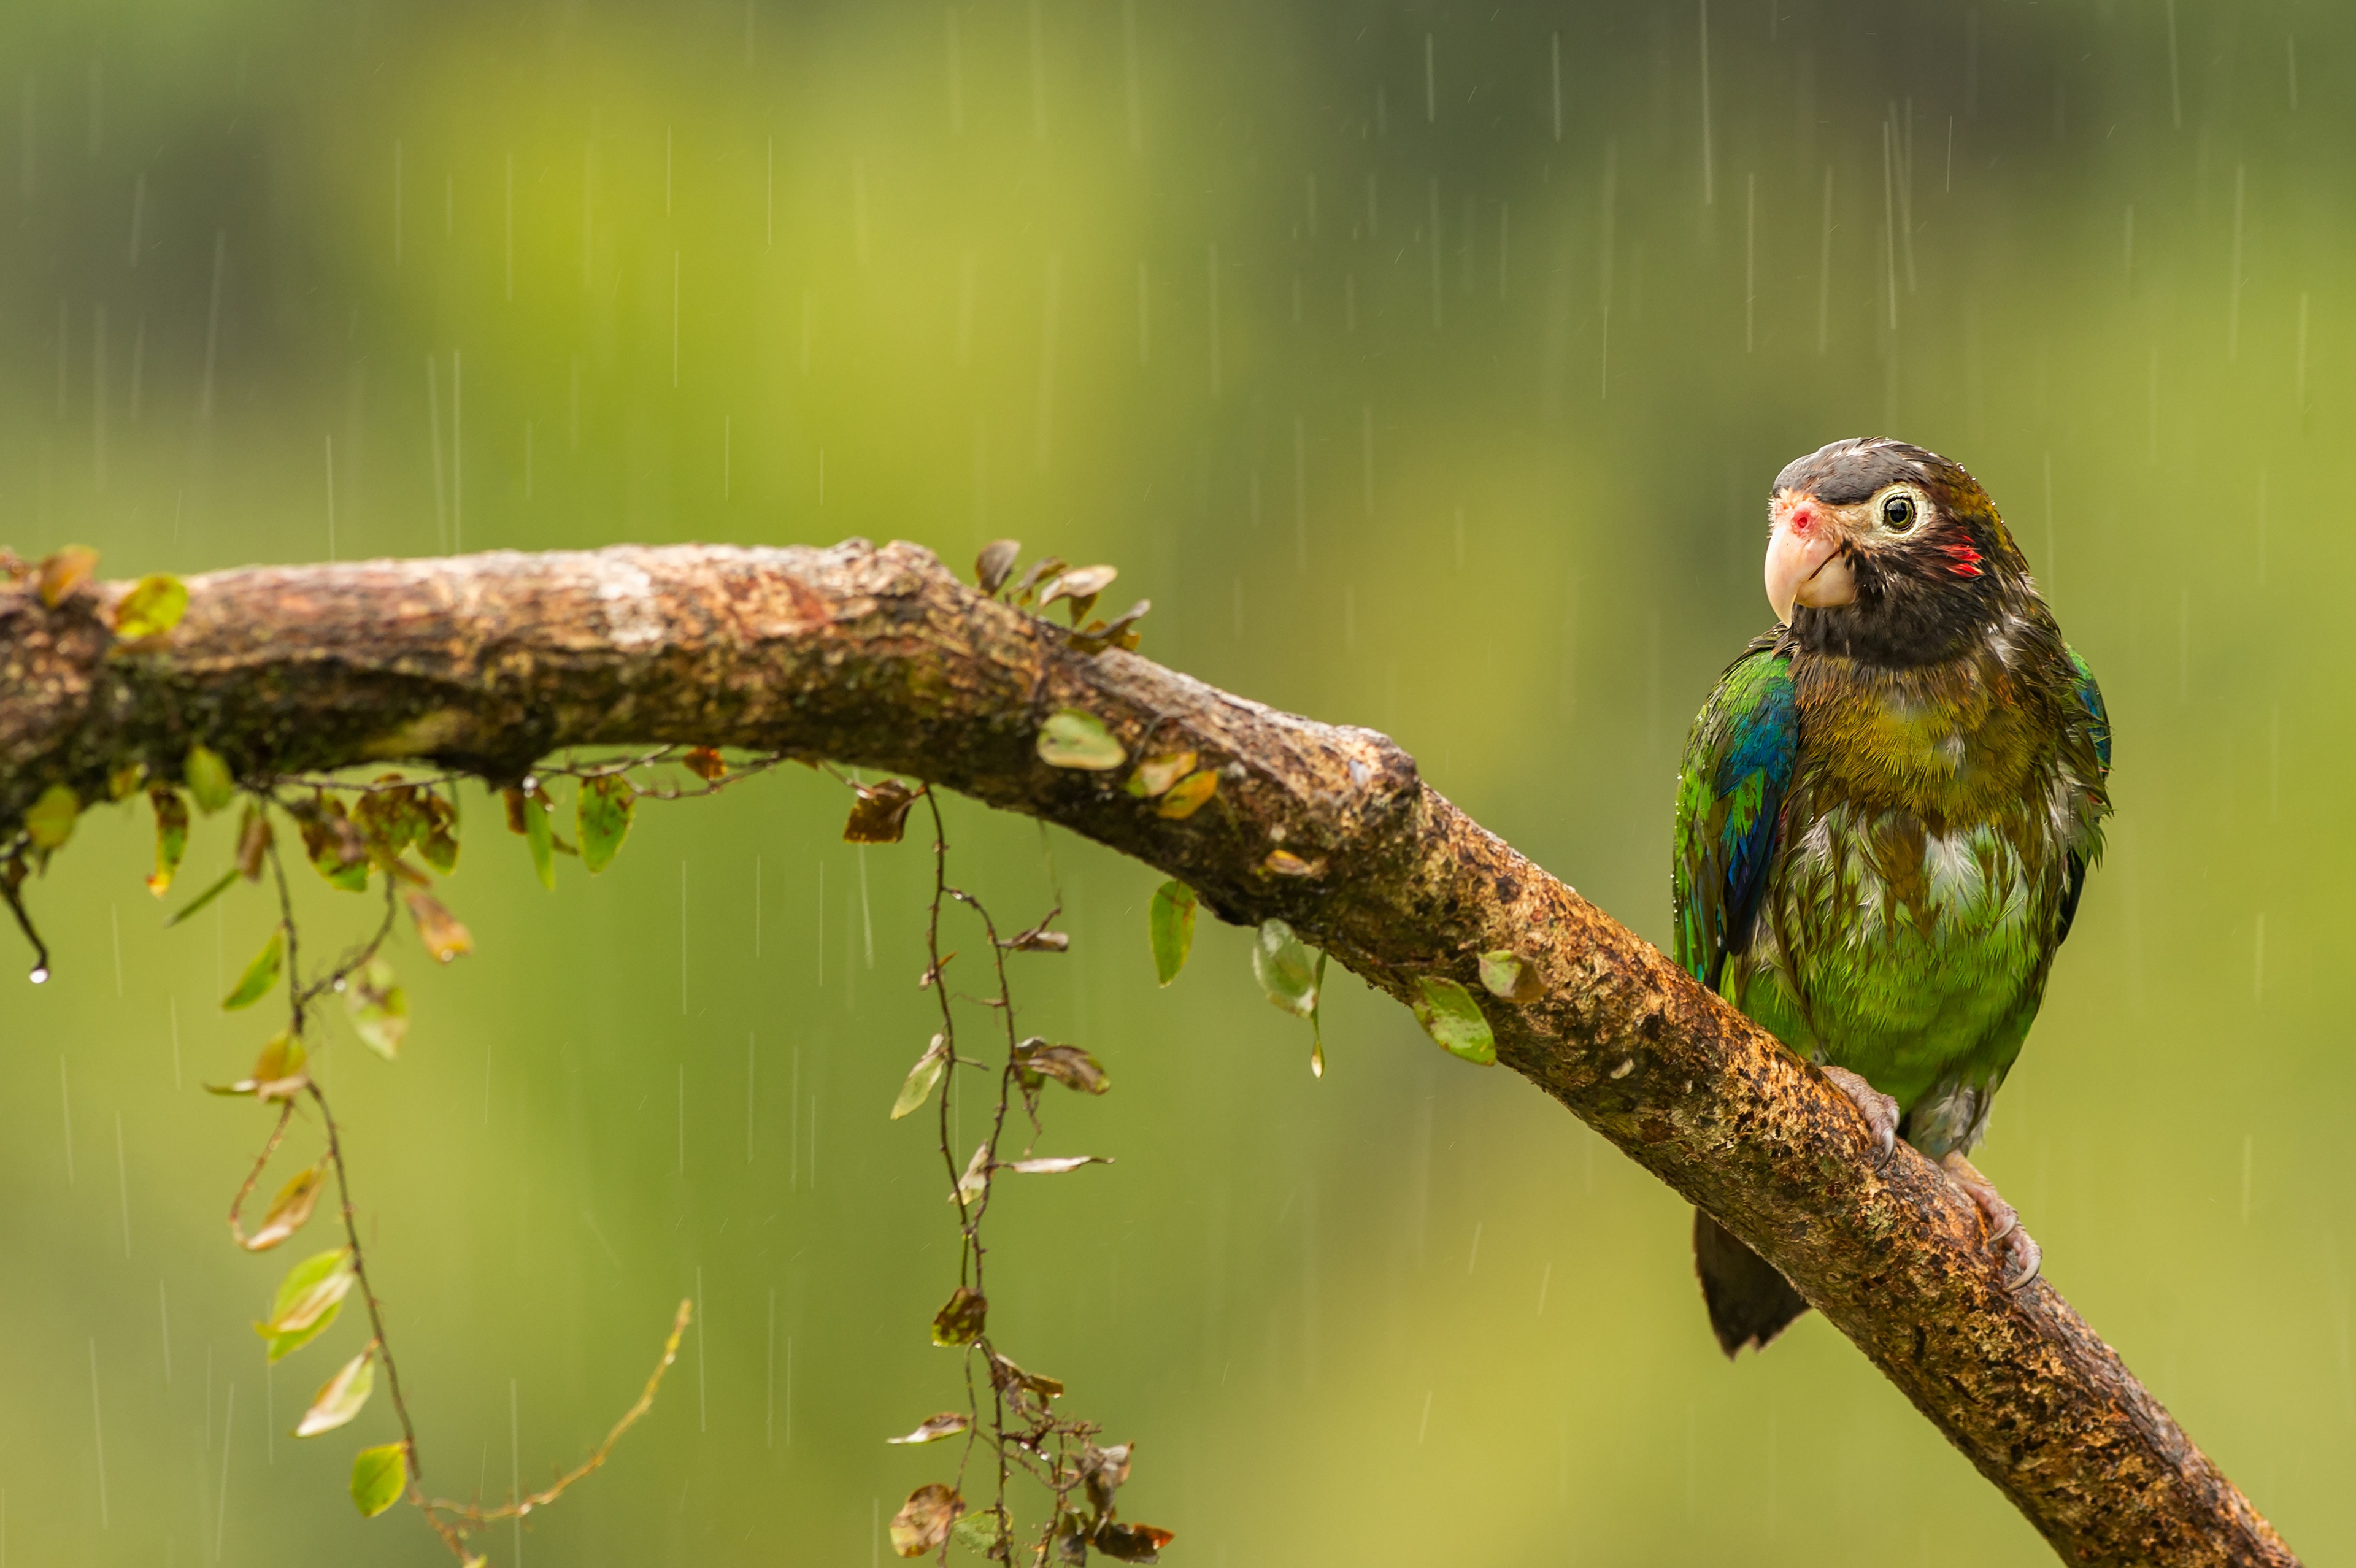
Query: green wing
1672,637,1799,993
2056,644,2113,944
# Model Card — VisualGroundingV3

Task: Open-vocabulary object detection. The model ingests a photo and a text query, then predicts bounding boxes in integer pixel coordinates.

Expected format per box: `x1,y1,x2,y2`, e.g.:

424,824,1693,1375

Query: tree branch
0,540,2293,1567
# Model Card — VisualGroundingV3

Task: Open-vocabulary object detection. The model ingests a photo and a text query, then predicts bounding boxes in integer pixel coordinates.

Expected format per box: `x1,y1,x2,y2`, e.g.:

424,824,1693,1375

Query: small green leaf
1412,975,1498,1066
222,926,286,1011
1036,709,1126,771
264,1247,353,1329
523,793,555,890
932,1285,987,1346
1149,882,1196,986
113,574,188,639
345,959,409,1060
146,787,190,896
23,783,79,850
257,1245,356,1361
185,743,235,814
295,1348,375,1437
890,1035,949,1121
1251,919,1319,1020
950,1506,1012,1557
577,775,634,874
262,1300,342,1363
164,868,240,929
349,1442,408,1518
1478,949,1544,1004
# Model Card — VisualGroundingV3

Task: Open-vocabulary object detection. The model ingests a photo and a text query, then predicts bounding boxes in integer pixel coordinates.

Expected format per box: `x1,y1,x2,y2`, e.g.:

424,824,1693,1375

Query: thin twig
425,1299,693,1526
223,1101,297,1243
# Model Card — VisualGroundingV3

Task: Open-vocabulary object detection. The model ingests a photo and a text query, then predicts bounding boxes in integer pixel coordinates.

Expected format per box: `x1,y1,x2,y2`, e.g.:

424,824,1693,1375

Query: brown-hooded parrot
1673,437,2113,1355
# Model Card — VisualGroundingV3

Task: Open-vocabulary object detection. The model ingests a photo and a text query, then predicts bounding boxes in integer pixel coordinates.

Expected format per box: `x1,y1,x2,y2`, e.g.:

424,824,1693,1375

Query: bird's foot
1938,1152,2042,1291
1819,1064,1899,1164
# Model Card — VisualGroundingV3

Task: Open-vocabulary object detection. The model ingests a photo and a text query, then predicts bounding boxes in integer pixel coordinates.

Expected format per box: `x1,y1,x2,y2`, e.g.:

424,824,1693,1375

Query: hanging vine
1,540,1206,1565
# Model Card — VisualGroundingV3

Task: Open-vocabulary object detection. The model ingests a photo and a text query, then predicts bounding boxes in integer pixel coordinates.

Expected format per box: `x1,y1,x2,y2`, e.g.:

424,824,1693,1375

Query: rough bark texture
0,540,2294,1566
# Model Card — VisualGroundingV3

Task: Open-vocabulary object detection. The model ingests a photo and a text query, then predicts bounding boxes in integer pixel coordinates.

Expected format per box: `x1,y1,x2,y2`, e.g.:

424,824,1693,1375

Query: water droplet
29,965,49,984
1309,1041,1324,1078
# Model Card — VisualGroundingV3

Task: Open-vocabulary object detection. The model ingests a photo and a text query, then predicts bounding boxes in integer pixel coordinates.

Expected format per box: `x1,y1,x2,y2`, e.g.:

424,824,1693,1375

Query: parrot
1671,437,2113,1356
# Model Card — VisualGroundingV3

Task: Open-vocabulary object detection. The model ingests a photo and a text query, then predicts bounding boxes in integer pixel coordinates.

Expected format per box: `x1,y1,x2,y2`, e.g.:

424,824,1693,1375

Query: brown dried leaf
888,1485,963,1559
1155,769,1218,819
682,746,728,781
416,793,460,874
1002,1155,1111,1175
1001,915,1069,953
985,1349,1064,1404
1041,564,1117,607
1014,1040,1109,1095
886,1412,971,1446
931,1285,987,1347
241,1162,329,1251
843,778,919,844
1067,598,1151,655
296,798,369,892
952,1141,993,1203
405,890,474,964
351,780,427,864
1079,1443,1134,1515
1093,1521,1175,1562
975,538,1022,594
36,545,98,607
1123,751,1196,800
1007,554,1068,606
235,805,274,882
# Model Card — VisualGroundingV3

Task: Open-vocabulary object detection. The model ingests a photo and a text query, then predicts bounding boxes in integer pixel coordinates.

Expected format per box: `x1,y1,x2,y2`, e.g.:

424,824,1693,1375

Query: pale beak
1765,494,1857,624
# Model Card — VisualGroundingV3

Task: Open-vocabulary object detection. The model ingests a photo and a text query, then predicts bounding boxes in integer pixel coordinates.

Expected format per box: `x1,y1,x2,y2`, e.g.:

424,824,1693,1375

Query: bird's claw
1820,1064,1900,1165
1939,1151,2042,1291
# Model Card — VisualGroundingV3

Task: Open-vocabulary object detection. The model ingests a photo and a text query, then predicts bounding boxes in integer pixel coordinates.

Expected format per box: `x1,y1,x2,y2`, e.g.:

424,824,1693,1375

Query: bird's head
1764,437,2030,665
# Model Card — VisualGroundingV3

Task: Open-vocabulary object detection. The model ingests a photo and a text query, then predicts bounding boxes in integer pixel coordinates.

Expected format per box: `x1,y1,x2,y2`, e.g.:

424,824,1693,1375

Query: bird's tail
1693,1209,1809,1357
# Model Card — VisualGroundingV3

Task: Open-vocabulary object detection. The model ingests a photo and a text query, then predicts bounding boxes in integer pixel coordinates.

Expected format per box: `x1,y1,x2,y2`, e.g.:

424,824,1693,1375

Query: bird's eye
1881,493,1917,531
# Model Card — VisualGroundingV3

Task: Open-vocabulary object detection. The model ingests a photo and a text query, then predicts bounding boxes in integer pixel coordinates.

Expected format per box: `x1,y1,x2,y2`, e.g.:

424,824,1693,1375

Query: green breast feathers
1673,626,2111,1159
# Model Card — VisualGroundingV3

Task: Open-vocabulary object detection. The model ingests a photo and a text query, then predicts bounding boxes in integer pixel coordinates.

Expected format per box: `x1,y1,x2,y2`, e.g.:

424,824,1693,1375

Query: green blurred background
0,0,2345,1561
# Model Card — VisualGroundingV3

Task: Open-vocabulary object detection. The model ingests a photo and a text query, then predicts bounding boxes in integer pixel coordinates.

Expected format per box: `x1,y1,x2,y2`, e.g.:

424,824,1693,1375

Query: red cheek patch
1939,541,1985,577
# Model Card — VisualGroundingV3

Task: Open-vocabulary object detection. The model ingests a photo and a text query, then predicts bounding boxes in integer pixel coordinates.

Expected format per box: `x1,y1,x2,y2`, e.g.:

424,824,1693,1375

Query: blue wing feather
1673,637,1798,993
